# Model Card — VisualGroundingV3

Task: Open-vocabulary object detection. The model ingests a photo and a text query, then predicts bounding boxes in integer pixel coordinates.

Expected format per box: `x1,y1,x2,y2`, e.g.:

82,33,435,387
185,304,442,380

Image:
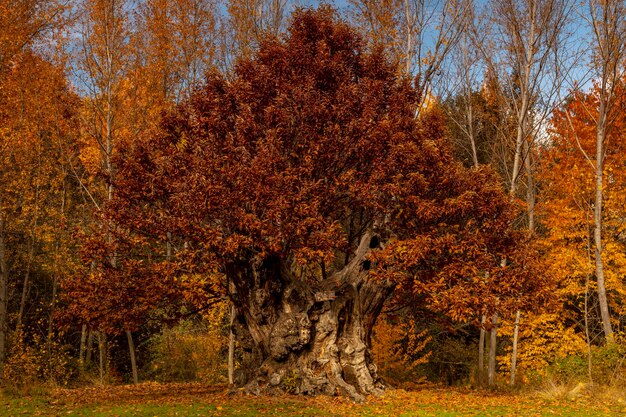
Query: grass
0,382,625,416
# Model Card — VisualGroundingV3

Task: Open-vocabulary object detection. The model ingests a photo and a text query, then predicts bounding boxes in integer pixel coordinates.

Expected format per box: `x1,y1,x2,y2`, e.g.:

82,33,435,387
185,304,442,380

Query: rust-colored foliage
113,6,537,330
0,0,569,394
61,227,175,333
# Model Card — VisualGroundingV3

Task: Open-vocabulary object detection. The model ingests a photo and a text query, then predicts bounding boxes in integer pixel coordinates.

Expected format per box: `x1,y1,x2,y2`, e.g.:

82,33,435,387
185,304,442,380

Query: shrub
543,335,626,387
2,329,40,393
145,304,229,383
372,313,431,385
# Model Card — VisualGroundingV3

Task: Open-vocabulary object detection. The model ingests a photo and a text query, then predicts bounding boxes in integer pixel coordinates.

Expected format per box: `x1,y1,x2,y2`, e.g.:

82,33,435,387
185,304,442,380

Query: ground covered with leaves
1,382,625,416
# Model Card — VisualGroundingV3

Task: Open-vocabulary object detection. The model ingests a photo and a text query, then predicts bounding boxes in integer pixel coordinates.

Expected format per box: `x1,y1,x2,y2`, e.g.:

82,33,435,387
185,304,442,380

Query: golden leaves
372,313,432,383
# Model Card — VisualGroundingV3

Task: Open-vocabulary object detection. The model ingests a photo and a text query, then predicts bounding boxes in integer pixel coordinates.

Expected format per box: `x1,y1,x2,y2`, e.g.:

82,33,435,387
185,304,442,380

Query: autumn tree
469,0,574,385
583,0,626,342
133,0,219,111
108,7,544,399
485,0,571,197
0,0,73,374
64,0,225,384
348,0,471,111
443,71,505,385
72,0,141,383
538,82,626,378
221,0,291,68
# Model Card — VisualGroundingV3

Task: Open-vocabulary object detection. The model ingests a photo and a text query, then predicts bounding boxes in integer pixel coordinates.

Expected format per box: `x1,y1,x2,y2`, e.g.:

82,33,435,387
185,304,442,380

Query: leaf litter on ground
1,382,625,416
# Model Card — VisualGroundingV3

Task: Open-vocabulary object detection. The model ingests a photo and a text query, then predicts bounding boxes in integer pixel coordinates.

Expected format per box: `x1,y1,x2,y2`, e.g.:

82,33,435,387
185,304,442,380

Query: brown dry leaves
45,382,626,416
51,382,225,406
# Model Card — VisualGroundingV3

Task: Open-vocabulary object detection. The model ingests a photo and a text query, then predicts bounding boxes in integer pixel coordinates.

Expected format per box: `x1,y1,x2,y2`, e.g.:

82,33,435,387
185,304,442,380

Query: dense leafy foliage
5,0,626,394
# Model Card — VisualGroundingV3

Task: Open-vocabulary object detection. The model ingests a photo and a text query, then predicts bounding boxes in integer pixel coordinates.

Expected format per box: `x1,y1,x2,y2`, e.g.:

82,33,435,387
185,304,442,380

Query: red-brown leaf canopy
112,7,533,318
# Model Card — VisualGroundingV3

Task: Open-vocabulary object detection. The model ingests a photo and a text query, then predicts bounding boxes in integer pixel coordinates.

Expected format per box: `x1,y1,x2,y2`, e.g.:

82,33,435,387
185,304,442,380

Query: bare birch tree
349,0,471,112
581,0,626,342
479,0,573,384
221,0,290,66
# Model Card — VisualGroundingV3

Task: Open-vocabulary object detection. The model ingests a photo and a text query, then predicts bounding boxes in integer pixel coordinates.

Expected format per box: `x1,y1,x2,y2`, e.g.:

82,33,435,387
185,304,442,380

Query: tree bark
525,138,535,233
585,270,593,384
509,141,535,385
86,329,94,366
510,310,520,385
228,303,235,385
98,331,106,385
17,237,35,330
478,315,486,385
46,265,59,369
488,314,497,386
229,232,394,401
594,105,613,341
587,0,626,344
126,330,139,384
17,176,40,331
79,324,87,372
0,211,7,372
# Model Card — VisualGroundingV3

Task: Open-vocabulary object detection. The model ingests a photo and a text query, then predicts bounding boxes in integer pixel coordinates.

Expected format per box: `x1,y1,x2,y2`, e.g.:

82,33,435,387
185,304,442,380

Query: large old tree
111,7,543,400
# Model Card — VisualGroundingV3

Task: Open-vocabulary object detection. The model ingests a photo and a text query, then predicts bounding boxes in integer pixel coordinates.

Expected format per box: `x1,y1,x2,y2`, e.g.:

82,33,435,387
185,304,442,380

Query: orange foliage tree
537,82,626,370
0,0,78,377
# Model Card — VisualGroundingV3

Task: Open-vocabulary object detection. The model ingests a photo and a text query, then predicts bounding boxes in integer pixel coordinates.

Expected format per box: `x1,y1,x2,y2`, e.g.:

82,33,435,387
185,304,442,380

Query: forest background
2,0,626,397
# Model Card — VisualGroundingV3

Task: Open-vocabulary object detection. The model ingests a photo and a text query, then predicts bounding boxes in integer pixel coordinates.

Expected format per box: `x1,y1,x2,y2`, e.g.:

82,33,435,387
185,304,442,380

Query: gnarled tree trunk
228,232,394,401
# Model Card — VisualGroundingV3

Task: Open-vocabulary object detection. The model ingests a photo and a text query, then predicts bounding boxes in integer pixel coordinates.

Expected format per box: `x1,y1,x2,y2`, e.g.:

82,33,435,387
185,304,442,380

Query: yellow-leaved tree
527,83,626,382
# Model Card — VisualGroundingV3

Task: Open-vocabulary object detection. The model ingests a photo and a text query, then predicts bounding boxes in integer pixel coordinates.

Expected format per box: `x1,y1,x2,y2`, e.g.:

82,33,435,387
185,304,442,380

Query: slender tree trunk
509,140,535,385
86,330,94,366
126,330,138,384
17,177,40,330
510,310,520,385
488,314,498,386
509,93,531,196
503,100,533,386
478,315,486,385
46,266,58,368
467,107,485,386
0,211,8,372
16,238,35,330
501,91,529,387
48,186,64,372
404,0,413,75
465,71,479,169
79,324,88,372
98,331,106,385
583,217,594,383
594,109,613,341
228,303,235,385
525,139,535,233
585,271,593,384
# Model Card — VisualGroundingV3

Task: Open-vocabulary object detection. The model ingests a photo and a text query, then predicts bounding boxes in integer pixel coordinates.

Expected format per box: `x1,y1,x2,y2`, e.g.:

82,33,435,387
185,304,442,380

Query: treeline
1,0,626,390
